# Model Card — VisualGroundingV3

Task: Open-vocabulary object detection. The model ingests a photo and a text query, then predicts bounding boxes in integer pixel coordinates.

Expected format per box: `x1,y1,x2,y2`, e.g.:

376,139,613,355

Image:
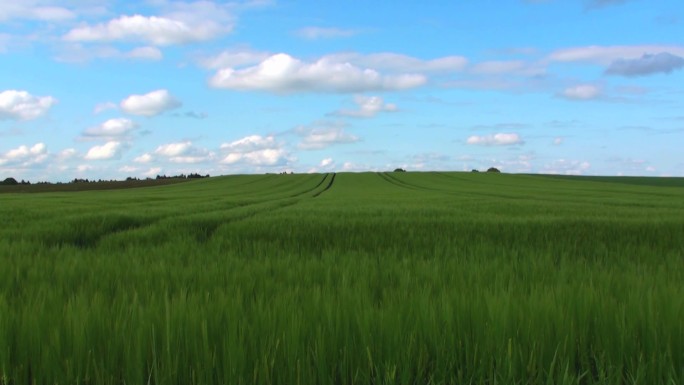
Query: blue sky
1,0,683,182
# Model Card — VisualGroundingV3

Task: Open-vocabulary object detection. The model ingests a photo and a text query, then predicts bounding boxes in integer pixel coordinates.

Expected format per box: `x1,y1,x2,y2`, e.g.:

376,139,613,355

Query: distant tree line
1,173,210,186
471,167,501,173
154,173,209,180
1,177,28,185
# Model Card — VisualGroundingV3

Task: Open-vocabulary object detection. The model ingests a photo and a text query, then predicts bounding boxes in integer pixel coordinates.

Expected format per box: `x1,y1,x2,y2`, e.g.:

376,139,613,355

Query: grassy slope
0,172,683,385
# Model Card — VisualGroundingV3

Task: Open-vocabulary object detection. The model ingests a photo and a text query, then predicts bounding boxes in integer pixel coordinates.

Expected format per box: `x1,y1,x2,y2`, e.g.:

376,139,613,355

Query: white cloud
320,158,334,167
548,45,684,65
64,8,233,46
154,141,212,163
296,122,359,150
219,134,290,166
209,53,426,93
0,90,57,121
242,149,287,166
5,143,46,159
220,135,276,152
221,148,288,166
466,133,523,146
58,148,77,160
553,137,564,145
143,167,163,177
337,53,468,73
155,141,192,157
134,153,153,163
560,84,601,100
93,101,117,114
83,118,138,138
85,141,123,160
0,143,49,166
335,95,397,118
120,89,181,116
296,27,358,39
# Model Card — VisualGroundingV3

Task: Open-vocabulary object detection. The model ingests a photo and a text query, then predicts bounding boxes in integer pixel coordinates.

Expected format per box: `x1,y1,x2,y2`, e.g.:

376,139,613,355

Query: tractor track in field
313,173,336,197
377,172,426,191
290,173,330,197
55,174,333,248
157,174,335,243
194,173,336,241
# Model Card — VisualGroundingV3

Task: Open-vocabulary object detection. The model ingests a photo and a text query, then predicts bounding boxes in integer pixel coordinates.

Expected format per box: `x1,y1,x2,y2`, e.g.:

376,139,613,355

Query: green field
1,172,683,385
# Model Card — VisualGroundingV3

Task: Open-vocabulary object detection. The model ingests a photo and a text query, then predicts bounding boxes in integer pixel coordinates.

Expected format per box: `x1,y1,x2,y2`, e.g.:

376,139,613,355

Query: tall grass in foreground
0,172,683,384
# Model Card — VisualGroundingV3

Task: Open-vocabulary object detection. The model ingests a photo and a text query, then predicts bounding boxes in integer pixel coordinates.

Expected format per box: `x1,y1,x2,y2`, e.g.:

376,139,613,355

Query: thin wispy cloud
295,27,359,40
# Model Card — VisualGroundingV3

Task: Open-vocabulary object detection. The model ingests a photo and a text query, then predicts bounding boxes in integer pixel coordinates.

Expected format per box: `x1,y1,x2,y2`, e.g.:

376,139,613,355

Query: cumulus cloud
154,141,212,163
559,84,601,100
120,89,181,116
605,52,684,77
320,158,334,167
466,133,523,146
64,3,234,46
209,53,426,93
84,141,123,160
335,95,397,118
134,153,153,163
219,135,290,166
225,148,287,166
296,122,359,150
155,141,192,157
0,143,48,166
83,118,138,138
296,27,358,39
0,90,57,121
220,135,276,152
